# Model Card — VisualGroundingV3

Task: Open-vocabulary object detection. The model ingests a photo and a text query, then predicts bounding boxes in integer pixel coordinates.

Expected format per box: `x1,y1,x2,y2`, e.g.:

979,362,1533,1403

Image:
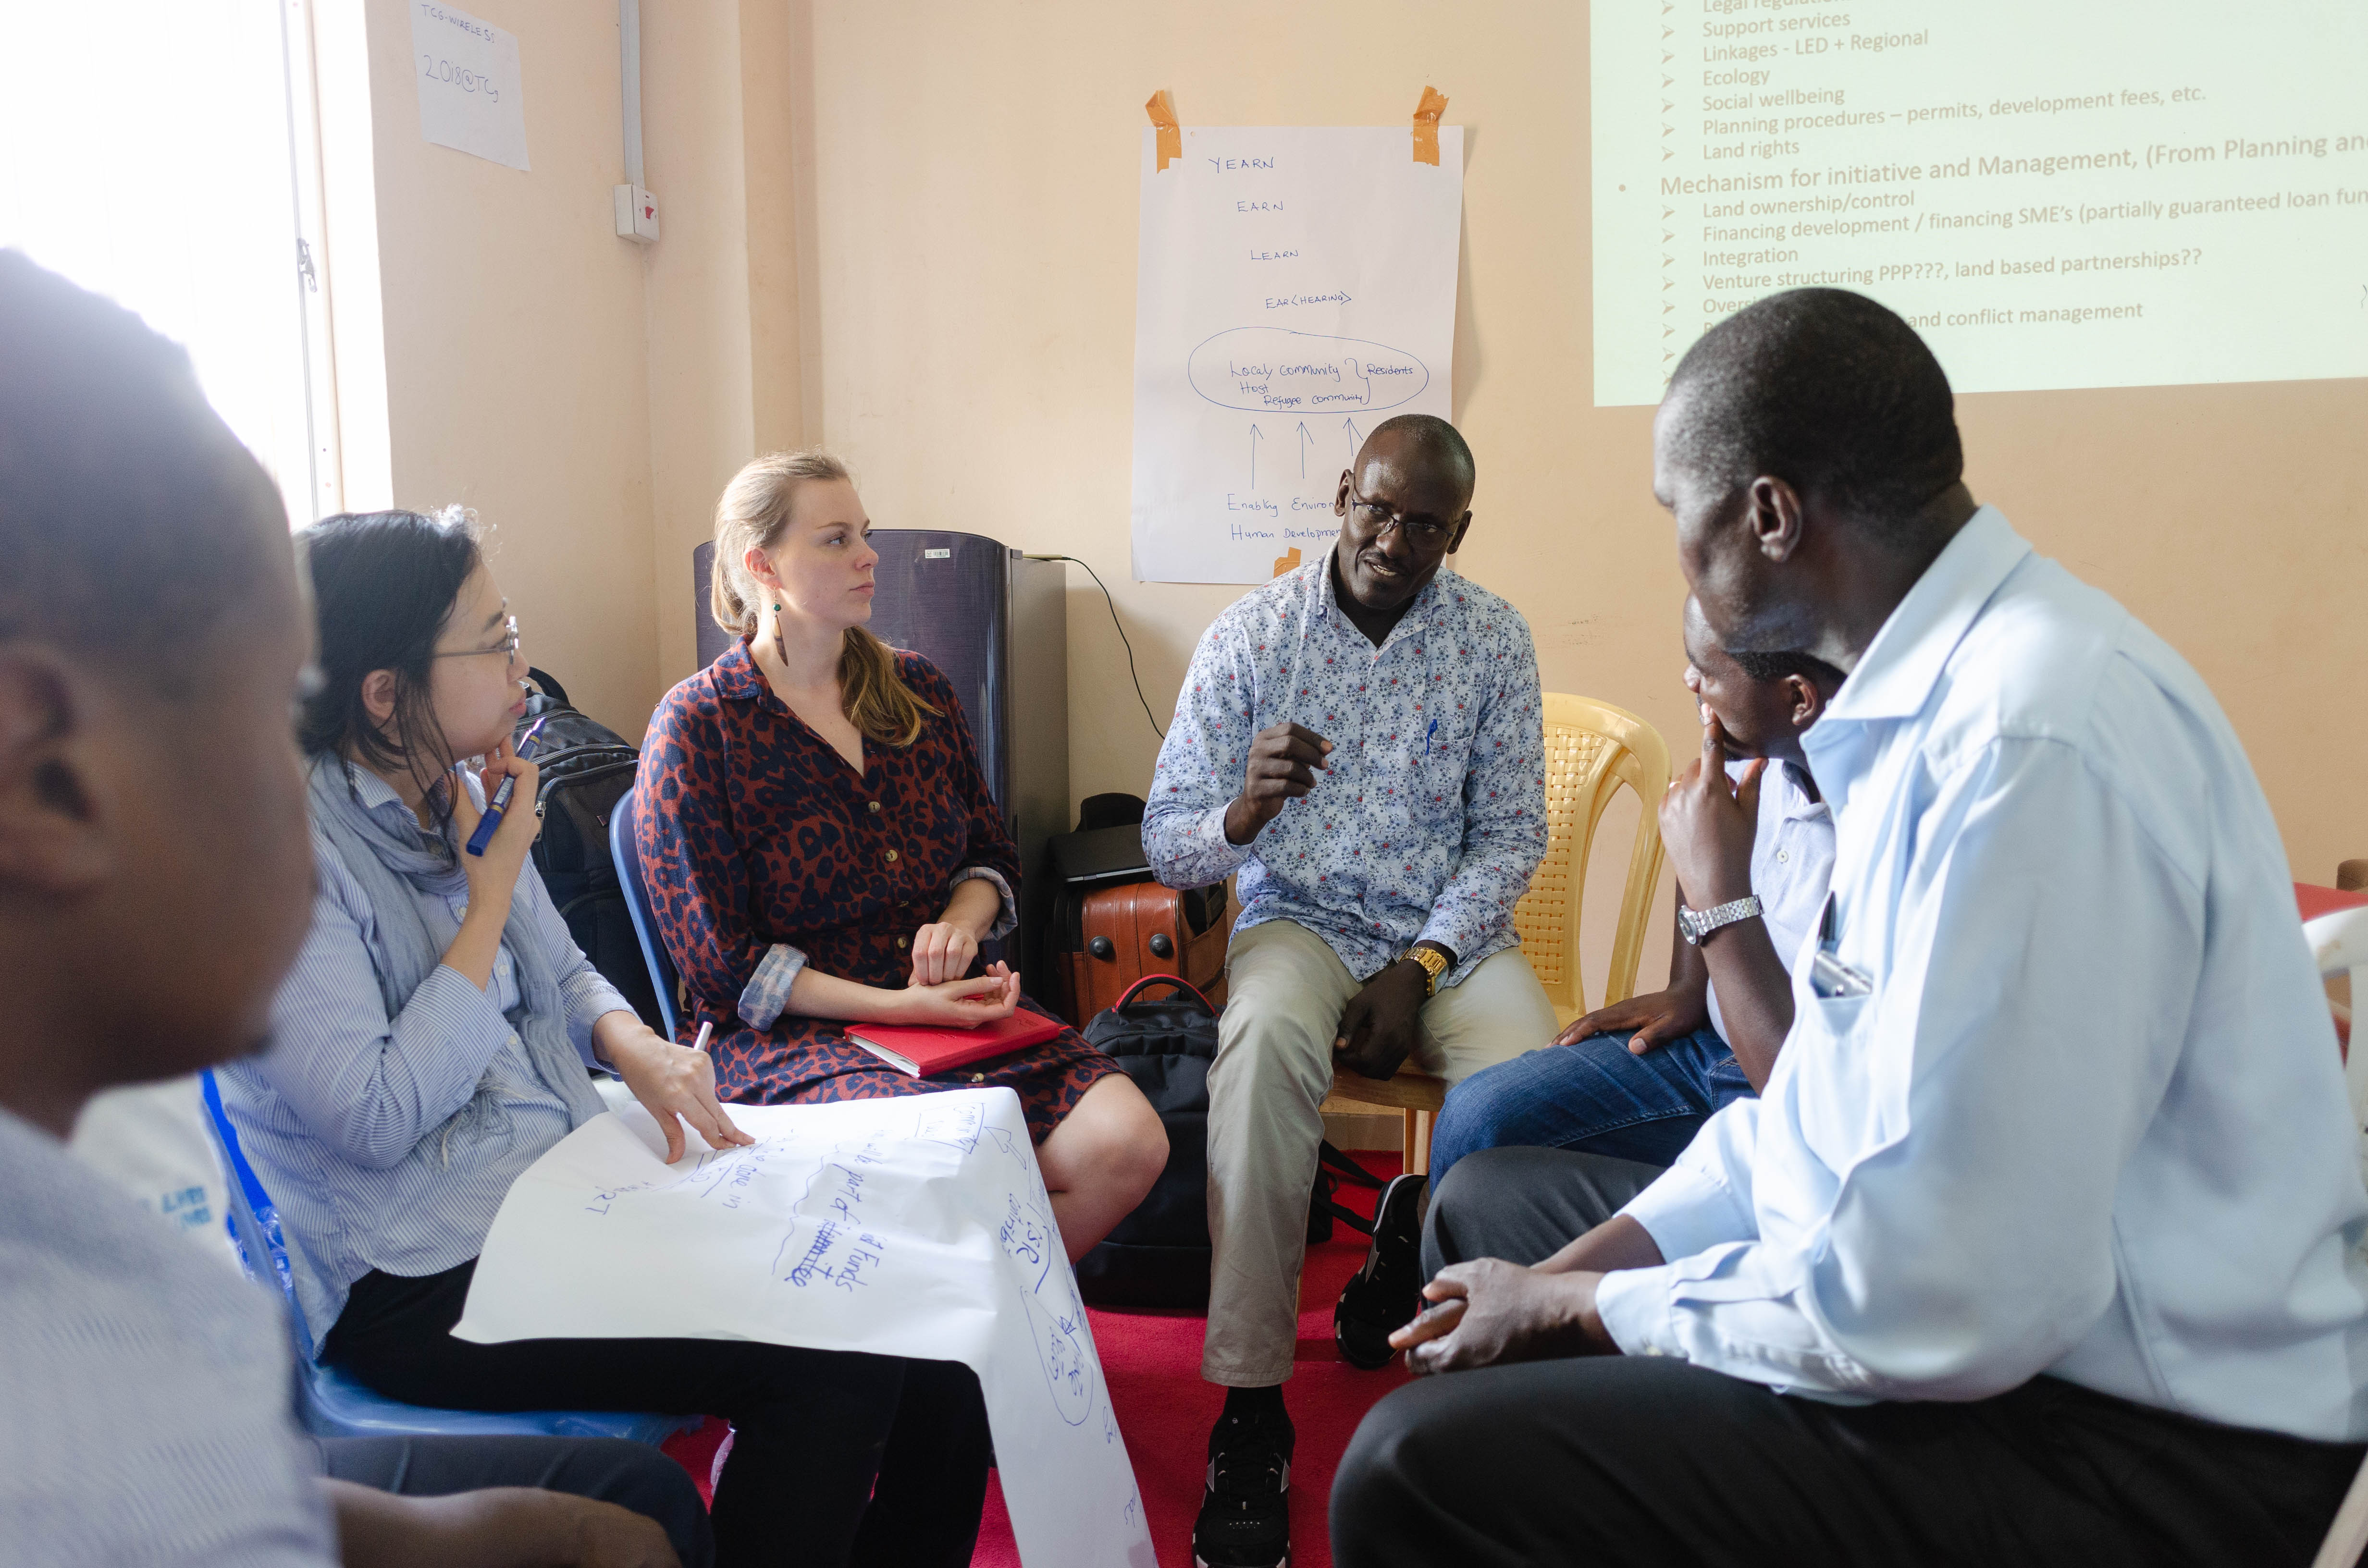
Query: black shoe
1192,1409,1293,1568
1334,1172,1426,1370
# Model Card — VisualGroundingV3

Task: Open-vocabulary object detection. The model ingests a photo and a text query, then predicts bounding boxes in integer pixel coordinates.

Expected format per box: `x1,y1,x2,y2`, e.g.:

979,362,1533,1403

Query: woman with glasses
219,506,996,1568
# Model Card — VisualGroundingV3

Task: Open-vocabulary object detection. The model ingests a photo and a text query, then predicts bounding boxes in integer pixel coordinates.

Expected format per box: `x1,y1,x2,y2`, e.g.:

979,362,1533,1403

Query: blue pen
466,717,548,857
1422,716,1438,758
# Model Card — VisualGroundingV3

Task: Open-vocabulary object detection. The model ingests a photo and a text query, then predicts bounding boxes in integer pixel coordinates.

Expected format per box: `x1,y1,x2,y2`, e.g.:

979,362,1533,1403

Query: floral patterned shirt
1143,548,1546,988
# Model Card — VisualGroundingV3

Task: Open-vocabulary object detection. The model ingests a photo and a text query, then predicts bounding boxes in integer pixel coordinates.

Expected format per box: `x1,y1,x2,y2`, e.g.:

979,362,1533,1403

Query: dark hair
1727,646,1847,691
0,250,284,693
1363,413,1477,505
1666,288,1962,544
295,507,485,826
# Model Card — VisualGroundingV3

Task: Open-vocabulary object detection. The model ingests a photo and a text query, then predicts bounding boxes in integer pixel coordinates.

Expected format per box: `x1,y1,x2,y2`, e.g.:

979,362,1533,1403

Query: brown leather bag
1052,881,1229,1027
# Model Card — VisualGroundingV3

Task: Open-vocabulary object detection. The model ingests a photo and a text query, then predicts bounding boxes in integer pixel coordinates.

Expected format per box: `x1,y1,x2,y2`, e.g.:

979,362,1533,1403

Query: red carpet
662,1152,1411,1568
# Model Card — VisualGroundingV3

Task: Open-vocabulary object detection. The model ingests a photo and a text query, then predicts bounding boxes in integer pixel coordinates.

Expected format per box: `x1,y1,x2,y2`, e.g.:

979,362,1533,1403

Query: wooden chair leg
1411,1110,1433,1177
1401,1109,1419,1173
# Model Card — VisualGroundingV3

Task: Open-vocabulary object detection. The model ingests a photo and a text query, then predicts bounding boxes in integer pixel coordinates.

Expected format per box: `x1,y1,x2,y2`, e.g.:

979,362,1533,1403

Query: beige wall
332,2,2364,998
778,0,2367,994
328,0,673,740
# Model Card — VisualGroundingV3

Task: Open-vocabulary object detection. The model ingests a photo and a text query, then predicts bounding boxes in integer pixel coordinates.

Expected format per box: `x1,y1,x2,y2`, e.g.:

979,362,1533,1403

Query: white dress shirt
1596,507,2368,1442
0,1107,337,1565
1703,759,1834,1045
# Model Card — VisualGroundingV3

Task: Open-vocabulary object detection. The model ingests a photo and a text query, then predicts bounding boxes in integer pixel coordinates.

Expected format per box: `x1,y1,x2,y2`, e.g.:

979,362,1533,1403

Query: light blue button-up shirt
0,1107,336,1565
1597,508,2368,1441
1143,549,1546,988
221,767,632,1353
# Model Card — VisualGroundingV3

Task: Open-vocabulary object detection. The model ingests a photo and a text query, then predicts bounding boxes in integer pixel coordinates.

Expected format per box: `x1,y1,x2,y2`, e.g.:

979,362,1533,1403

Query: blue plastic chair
198,1069,693,1445
610,784,681,1040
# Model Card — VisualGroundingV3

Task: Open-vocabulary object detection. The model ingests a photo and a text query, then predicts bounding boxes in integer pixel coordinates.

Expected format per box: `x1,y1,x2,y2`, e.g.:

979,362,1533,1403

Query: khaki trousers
1202,919,1558,1386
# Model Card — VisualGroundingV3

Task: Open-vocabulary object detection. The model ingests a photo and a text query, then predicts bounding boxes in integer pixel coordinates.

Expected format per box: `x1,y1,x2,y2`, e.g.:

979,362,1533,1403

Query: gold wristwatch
1402,943,1450,998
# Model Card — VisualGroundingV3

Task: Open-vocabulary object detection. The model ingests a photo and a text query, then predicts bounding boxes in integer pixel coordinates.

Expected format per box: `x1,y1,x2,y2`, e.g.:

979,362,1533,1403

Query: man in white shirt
1333,288,2368,1568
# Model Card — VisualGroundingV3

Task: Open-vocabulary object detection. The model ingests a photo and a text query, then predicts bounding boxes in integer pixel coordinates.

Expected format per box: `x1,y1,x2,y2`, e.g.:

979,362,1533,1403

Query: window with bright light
0,1,337,525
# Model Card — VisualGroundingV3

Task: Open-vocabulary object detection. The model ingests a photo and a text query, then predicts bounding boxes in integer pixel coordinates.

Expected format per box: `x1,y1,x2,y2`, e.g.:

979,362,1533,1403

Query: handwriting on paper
776,1139,890,1291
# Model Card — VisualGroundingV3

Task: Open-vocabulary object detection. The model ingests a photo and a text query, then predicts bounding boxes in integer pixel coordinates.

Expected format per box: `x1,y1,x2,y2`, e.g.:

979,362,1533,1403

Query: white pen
692,1019,713,1054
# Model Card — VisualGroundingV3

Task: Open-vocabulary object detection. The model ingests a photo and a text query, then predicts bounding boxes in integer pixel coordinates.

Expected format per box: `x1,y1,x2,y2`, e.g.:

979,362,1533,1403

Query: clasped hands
1387,1260,1619,1375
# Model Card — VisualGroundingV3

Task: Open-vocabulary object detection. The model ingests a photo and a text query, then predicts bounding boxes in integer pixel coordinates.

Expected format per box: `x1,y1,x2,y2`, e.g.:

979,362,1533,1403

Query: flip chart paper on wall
455,1091,1155,1568
1130,127,1462,584
409,2,529,172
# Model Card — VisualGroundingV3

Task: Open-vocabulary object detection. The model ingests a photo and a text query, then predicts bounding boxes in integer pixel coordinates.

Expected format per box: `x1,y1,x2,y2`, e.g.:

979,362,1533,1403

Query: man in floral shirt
1145,414,1555,1568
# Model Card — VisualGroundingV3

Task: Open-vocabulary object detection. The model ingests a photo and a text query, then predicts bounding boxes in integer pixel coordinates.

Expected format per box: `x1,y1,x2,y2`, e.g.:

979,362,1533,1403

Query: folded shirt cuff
1593,1264,1685,1359
1415,912,1494,988
413,963,522,1094
1617,1161,1755,1265
738,942,809,1031
1151,805,1259,890
561,967,636,1067
951,867,1019,942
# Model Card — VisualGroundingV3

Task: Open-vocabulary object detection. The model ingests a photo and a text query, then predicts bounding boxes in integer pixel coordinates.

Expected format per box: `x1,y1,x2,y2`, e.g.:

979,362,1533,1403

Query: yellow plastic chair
1321,694,1673,1175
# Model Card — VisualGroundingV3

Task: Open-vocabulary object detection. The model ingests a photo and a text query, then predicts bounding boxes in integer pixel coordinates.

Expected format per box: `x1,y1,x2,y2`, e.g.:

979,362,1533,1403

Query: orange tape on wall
1146,89,1181,172
1411,85,1448,165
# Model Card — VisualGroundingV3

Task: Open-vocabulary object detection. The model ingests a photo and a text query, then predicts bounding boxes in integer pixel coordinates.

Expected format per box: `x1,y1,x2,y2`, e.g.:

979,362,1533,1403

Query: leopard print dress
636,639,1118,1142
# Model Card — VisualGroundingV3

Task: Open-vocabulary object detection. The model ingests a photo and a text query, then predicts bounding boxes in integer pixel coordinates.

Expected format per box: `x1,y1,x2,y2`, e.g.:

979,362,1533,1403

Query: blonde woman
637,451,1165,1262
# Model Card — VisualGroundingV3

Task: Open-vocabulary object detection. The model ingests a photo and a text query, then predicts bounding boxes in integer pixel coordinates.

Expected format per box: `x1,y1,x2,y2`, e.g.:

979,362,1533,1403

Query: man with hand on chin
1394,596,1839,1307
1330,289,2368,1568
1146,414,1553,1568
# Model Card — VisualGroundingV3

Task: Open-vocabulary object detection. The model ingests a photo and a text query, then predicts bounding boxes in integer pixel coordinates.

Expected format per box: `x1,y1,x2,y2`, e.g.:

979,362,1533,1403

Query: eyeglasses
432,615,520,661
1346,486,1455,549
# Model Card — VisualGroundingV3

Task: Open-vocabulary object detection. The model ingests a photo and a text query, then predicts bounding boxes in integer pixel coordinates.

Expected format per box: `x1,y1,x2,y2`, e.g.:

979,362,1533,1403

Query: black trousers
324,1260,991,1568
1337,1144,2366,1568
317,1433,713,1568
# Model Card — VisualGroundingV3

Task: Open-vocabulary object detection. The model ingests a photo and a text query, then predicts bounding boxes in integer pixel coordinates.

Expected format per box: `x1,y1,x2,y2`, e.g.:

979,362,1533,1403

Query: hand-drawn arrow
1249,424,1264,488
1295,422,1314,478
1342,416,1365,464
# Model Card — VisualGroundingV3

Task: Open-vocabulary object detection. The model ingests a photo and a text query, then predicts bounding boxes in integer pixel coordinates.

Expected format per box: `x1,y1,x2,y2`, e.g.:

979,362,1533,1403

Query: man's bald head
1663,289,1961,547
1359,413,1476,511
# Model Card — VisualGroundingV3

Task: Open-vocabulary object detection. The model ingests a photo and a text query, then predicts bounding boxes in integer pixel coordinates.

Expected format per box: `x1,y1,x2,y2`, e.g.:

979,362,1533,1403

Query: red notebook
843,1010,1065,1077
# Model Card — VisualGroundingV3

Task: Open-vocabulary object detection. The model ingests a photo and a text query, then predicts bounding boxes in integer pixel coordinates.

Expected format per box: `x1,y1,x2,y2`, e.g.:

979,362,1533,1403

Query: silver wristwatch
1677,895,1763,946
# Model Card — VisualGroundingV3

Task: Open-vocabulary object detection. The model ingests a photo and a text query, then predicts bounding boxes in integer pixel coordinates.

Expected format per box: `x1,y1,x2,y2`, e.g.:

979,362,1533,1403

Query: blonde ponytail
709,449,938,748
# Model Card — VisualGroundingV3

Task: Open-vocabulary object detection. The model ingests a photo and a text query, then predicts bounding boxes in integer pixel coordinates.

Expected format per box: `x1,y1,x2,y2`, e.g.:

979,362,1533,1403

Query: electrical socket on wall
612,184,659,244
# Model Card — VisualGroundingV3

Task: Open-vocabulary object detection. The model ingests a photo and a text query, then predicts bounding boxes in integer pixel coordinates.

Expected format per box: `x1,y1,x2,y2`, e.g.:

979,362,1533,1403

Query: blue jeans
1427,1027,1756,1188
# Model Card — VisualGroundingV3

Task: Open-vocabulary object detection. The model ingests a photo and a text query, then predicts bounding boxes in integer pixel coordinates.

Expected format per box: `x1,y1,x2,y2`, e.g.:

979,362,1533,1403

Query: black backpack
1072,976,1378,1310
511,669,664,1031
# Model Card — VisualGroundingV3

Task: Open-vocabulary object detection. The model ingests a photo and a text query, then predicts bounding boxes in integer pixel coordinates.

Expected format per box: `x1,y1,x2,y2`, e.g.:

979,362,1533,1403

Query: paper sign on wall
1129,126,1462,584
410,2,529,172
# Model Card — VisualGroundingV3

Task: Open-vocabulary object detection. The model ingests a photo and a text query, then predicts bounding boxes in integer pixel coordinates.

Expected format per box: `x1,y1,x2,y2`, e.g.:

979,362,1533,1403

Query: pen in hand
465,717,548,857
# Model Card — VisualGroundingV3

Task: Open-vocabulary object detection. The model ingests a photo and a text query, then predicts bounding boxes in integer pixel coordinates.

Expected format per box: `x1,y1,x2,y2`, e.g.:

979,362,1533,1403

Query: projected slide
1591,0,2368,404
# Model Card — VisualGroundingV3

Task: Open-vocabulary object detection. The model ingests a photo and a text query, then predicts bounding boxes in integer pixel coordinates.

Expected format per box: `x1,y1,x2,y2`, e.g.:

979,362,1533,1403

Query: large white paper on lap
1129,125,1462,584
454,1090,1155,1568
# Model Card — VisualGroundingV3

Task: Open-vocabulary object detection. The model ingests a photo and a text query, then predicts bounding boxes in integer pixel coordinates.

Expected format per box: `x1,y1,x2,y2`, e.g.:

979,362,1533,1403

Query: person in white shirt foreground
1332,286,2368,1568
0,250,697,1567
